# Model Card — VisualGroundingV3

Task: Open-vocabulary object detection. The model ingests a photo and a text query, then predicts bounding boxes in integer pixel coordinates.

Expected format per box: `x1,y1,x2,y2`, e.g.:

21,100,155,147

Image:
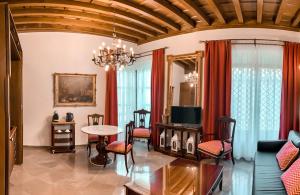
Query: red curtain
151,48,165,147
279,42,300,139
105,68,118,143
203,40,232,139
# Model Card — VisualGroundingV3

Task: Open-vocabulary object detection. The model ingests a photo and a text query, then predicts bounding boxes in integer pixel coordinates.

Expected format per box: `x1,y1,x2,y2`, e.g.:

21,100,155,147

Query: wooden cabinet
0,3,23,195
9,127,16,176
50,121,76,154
156,123,202,160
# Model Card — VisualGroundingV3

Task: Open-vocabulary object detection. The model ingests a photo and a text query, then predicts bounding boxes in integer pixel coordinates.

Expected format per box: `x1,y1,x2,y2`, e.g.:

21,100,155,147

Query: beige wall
20,32,137,146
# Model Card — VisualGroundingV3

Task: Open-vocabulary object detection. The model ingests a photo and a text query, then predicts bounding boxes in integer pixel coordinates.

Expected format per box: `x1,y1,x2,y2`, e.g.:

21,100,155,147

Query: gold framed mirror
164,51,204,119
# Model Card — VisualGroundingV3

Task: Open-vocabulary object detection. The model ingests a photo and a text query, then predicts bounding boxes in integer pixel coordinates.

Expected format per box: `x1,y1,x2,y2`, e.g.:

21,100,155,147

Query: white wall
20,32,137,146
172,63,185,106
20,28,300,146
137,28,300,108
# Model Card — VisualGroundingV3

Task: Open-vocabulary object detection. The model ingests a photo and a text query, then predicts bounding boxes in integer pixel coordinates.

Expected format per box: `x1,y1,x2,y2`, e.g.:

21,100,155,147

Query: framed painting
53,73,96,107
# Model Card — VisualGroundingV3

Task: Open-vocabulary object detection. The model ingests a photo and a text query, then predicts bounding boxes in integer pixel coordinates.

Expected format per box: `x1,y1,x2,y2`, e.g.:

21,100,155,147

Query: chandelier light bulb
107,46,110,51
119,65,124,71
190,83,194,87
129,47,133,51
118,39,122,43
93,50,96,54
105,65,109,71
102,42,105,46
123,45,126,49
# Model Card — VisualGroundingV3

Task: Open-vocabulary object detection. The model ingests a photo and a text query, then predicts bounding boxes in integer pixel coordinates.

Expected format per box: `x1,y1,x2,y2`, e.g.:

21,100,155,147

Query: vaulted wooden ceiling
7,0,300,44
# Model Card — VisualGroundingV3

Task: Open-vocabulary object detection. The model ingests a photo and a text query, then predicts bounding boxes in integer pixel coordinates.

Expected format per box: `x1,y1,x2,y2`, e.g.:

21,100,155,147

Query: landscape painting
54,73,96,107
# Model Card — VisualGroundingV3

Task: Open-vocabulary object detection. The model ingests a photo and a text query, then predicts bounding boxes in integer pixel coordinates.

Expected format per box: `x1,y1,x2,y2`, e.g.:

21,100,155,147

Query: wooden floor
9,142,253,195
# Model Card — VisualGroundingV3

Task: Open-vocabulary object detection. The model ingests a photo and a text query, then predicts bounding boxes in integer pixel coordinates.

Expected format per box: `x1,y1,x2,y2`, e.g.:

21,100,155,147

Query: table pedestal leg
90,136,112,166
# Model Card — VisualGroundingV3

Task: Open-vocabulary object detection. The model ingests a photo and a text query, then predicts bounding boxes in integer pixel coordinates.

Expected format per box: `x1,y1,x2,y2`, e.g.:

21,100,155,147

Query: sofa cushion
255,152,279,166
281,158,300,195
276,141,299,170
287,130,300,148
254,152,287,195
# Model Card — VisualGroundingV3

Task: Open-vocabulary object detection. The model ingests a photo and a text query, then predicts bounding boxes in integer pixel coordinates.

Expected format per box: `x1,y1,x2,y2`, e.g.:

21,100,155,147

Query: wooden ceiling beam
112,0,181,31
181,0,210,25
292,10,300,27
11,8,157,37
232,0,243,23
16,23,139,43
14,16,146,40
8,0,168,34
257,0,263,24
153,0,195,28
206,0,226,24
275,0,286,24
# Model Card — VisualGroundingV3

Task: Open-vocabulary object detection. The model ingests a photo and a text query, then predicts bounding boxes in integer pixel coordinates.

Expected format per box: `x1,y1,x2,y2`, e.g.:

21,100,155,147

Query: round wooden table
81,125,122,166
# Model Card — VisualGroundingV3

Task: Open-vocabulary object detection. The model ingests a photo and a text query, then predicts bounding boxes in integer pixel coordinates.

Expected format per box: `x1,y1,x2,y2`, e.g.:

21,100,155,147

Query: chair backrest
125,121,134,152
133,109,151,129
88,114,104,126
216,116,236,146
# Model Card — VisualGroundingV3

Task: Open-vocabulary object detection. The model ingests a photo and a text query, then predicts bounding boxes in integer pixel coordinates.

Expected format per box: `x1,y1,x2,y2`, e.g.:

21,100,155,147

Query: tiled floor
10,142,253,195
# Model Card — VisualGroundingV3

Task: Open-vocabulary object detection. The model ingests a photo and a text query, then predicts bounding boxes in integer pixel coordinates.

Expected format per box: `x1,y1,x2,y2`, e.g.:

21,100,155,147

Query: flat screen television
171,106,201,124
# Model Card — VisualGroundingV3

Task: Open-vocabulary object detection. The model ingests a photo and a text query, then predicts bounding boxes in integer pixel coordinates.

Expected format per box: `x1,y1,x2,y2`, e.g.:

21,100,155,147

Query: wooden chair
104,121,135,173
197,116,236,165
87,114,104,157
132,109,151,151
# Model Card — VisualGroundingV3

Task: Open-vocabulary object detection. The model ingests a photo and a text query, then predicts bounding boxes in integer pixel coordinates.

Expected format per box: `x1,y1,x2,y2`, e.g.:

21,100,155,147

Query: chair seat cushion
133,128,150,138
198,140,232,156
106,141,132,153
88,134,99,142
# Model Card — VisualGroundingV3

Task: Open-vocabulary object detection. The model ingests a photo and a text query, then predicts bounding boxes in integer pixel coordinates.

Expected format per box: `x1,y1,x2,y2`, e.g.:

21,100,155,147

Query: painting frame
53,73,97,107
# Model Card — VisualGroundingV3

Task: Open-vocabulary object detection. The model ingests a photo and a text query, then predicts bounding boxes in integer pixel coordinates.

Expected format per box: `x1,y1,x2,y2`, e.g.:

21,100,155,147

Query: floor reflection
9,142,253,195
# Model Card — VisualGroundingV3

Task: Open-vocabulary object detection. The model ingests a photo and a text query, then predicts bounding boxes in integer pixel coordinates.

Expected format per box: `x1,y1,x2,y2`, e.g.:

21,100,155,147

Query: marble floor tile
10,142,253,195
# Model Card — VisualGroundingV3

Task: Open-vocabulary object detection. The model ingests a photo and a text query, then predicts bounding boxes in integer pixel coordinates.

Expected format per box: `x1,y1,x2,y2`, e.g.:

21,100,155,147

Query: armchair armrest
257,140,287,152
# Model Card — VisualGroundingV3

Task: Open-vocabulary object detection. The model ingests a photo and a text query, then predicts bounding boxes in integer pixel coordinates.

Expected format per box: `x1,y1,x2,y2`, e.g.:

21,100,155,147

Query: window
117,60,151,129
231,44,283,160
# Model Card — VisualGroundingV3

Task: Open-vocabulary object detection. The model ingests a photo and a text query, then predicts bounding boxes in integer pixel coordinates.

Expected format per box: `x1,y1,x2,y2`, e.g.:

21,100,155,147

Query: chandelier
92,32,135,71
92,8,136,72
184,71,198,87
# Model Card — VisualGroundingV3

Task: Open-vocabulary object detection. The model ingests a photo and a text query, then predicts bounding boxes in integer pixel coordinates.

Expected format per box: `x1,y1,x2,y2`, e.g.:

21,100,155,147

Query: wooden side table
50,121,76,154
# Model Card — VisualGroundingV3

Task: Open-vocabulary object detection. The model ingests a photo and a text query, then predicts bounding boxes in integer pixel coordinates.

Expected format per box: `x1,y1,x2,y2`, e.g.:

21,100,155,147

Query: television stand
155,123,202,160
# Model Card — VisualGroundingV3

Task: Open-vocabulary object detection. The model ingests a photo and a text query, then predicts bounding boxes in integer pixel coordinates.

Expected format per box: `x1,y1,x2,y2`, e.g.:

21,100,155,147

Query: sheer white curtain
117,67,136,129
117,58,152,129
231,44,283,160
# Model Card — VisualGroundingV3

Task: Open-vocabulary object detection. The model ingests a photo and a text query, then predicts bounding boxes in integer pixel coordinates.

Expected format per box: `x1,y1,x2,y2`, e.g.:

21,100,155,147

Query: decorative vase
52,111,59,122
66,112,74,122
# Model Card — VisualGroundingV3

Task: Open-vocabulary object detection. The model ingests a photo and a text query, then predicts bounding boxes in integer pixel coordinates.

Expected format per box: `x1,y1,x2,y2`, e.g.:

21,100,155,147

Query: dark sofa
253,130,300,195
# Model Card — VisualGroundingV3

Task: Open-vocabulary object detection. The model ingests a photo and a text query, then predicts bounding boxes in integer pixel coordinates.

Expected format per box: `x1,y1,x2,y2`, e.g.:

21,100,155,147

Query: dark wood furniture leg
181,130,184,156
91,136,111,166
130,149,135,164
147,138,150,151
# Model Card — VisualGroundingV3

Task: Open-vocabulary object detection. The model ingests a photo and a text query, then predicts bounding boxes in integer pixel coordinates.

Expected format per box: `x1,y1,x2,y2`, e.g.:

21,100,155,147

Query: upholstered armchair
104,121,135,172
87,114,104,157
132,109,151,151
197,116,236,165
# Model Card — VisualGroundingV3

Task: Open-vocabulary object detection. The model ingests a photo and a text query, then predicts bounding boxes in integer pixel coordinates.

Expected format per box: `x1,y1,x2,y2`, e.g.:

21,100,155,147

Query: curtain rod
135,46,169,56
199,38,285,43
